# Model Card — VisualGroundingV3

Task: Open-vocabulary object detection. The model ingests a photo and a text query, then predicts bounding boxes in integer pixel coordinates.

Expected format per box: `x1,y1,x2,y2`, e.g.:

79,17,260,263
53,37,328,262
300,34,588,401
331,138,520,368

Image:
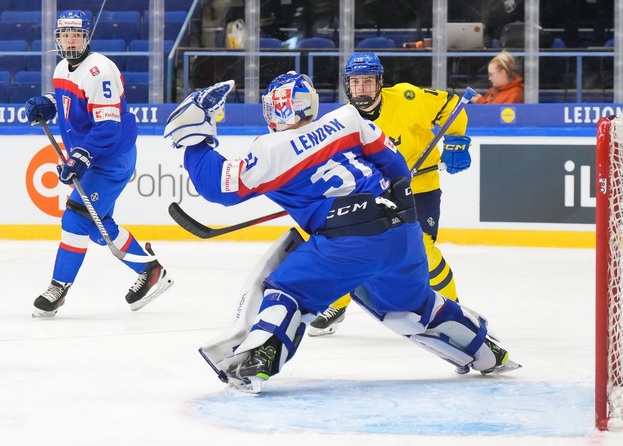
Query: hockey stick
168,202,288,239
169,87,476,239
410,86,476,176
37,117,156,263
169,164,441,239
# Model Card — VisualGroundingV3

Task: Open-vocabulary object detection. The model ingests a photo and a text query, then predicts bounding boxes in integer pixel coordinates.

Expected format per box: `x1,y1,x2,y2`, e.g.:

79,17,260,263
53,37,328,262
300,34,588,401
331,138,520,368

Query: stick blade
168,202,214,239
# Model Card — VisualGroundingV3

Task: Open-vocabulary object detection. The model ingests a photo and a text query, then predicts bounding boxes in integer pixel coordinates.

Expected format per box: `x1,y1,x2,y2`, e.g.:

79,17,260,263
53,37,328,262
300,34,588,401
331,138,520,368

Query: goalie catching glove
441,135,472,174
164,80,235,148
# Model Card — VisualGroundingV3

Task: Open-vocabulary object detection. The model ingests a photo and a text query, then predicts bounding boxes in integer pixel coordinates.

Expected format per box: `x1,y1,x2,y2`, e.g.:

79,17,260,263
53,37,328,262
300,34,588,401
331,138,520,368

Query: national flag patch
90,66,100,76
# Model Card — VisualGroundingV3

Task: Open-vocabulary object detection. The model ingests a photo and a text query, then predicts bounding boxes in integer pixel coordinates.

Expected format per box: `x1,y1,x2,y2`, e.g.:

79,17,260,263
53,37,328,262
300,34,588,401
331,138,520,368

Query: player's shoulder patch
403,89,416,100
89,66,100,76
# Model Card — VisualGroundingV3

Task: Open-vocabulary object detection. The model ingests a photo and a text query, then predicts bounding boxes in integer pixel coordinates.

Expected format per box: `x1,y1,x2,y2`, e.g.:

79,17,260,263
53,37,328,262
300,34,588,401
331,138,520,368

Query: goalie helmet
343,52,384,110
262,71,319,132
55,10,91,61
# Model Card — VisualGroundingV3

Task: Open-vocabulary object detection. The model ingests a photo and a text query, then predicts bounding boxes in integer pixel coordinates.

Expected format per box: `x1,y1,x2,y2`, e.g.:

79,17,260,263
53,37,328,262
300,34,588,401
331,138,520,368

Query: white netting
607,117,623,429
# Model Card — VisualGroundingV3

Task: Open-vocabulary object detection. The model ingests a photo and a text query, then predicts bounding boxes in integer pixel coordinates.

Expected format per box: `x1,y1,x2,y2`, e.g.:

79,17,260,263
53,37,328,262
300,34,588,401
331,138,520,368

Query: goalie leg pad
233,290,304,374
197,229,304,382
352,286,495,370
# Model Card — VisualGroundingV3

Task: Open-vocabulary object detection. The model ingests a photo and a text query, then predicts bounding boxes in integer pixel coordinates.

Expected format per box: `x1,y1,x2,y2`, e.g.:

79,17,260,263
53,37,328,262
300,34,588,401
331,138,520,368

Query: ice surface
1,240,621,446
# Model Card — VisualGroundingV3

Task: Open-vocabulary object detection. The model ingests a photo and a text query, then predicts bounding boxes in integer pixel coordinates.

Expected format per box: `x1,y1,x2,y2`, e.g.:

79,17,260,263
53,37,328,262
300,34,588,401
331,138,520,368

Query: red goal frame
596,115,623,431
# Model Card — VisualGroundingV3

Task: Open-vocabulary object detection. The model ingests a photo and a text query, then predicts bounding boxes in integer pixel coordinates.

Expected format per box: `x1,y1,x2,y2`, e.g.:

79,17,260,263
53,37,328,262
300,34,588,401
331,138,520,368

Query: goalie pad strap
253,292,300,354
465,317,487,357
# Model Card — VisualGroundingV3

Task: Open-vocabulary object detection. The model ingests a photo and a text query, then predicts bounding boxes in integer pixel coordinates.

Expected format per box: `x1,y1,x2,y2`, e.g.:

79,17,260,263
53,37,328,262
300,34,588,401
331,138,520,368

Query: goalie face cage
596,115,623,431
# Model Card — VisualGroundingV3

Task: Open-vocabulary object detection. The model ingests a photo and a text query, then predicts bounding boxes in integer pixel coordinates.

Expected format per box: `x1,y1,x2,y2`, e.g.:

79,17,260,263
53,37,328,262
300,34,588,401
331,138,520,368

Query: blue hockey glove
441,135,472,174
57,147,92,184
25,93,57,124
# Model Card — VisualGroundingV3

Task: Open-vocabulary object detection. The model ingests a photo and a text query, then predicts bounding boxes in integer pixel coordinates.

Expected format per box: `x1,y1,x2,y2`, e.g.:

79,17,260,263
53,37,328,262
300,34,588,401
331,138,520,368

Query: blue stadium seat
0,11,41,23
93,22,140,45
139,21,187,45
356,37,396,49
260,37,283,49
6,83,40,103
166,0,194,10
14,71,41,84
90,39,128,52
0,20,40,43
106,0,149,11
124,83,148,103
57,0,102,11
125,39,174,72
0,70,11,84
296,37,335,49
123,71,149,84
15,0,41,9
0,40,28,75
0,83,7,102
90,39,129,71
98,11,142,23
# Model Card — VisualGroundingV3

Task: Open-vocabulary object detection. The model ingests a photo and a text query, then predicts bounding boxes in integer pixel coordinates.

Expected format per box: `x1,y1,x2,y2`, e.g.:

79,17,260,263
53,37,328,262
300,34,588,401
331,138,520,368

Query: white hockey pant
354,287,497,371
232,289,307,375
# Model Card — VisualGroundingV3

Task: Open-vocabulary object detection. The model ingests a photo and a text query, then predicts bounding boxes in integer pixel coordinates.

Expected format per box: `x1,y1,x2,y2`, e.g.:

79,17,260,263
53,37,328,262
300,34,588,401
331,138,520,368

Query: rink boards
0,102,604,247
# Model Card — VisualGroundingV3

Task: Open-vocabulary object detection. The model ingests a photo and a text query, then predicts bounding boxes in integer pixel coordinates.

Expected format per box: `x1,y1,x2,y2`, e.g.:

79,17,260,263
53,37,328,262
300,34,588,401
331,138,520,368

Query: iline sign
480,144,595,224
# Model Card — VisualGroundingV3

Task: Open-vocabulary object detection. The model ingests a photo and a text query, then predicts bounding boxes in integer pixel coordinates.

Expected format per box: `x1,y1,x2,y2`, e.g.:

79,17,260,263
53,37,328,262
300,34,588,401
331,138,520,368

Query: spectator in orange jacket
472,51,524,104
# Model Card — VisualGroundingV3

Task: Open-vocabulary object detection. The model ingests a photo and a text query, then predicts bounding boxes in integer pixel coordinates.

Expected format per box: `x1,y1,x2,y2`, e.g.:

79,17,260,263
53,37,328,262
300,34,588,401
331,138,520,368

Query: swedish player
309,52,472,336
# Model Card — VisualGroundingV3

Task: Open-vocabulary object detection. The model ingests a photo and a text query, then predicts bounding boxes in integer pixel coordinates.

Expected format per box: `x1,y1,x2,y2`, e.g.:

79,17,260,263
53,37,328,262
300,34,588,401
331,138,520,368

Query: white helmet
262,71,319,132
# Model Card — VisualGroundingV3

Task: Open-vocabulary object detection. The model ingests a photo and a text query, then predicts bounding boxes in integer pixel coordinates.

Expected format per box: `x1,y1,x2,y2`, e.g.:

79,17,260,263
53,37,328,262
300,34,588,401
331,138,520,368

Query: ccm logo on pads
93,106,121,122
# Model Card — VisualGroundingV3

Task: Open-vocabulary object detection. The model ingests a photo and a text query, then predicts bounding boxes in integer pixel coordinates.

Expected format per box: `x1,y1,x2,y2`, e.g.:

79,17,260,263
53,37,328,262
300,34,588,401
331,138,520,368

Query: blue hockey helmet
262,71,319,132
343,52,384,110
55,10,92,60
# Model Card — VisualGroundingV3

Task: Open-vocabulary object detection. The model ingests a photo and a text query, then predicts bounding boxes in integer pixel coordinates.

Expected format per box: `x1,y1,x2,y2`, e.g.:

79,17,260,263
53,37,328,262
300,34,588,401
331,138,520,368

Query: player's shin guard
225,290,306,392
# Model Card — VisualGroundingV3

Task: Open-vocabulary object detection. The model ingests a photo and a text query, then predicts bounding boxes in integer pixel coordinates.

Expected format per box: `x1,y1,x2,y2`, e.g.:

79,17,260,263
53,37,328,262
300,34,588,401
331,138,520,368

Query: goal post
596,115,623,431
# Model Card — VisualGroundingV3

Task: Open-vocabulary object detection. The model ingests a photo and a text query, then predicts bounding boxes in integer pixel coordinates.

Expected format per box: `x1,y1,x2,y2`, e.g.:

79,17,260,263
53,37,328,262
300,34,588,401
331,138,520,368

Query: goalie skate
125,243,174,311
225,345,277,394
480,338,522,375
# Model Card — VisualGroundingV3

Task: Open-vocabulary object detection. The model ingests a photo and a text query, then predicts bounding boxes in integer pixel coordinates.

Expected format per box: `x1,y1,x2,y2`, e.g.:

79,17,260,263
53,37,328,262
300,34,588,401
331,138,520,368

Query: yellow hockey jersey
372,83,468,193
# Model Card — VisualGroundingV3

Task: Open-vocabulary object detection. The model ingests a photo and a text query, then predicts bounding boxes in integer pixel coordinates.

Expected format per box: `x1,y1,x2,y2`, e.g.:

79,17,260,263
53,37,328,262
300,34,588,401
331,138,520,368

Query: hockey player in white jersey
24,10,173,318
165,73,520,393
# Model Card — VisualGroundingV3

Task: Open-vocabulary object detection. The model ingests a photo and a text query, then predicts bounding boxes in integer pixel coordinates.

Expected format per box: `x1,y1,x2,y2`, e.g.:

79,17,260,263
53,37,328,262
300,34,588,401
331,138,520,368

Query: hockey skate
480,338,522,375
125,243,174,311
226,345,277,394
308,305,346,337
32,280,71,318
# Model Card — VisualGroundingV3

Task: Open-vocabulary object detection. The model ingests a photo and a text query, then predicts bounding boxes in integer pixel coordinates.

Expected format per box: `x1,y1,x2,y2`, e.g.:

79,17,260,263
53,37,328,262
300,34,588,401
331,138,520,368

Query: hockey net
596,115,623,431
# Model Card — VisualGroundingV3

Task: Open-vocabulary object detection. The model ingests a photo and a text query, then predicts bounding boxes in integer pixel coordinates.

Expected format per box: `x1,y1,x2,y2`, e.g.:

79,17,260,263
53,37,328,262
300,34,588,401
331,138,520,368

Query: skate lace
42,283,66,302
129,271,148,293
321,306,340,320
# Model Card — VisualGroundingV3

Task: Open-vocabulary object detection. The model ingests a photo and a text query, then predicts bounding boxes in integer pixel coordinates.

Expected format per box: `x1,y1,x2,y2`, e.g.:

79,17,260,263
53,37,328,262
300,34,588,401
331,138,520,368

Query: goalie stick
169,87,476,239
37,117,156,263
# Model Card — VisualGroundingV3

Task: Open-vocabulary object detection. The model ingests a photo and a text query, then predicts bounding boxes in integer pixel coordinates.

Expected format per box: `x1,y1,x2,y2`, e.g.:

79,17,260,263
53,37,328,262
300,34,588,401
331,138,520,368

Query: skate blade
226,376,265,394
307,325,339,337
455,365,471,375
481,359,522,375
130,276,174,311
32,308,58,318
